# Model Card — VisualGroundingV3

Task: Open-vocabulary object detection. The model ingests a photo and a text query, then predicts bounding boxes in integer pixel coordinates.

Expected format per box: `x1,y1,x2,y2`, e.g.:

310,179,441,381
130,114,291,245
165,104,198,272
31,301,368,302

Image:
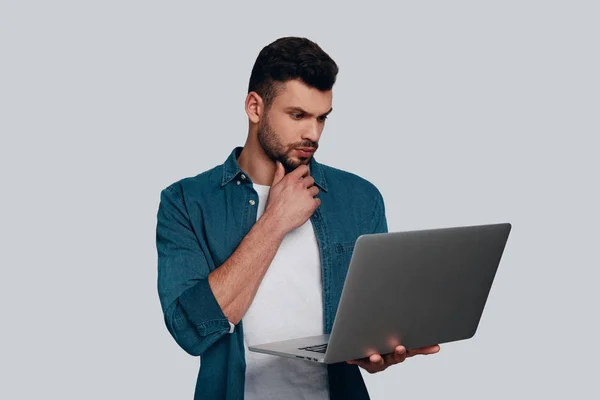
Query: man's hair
248,36,339,111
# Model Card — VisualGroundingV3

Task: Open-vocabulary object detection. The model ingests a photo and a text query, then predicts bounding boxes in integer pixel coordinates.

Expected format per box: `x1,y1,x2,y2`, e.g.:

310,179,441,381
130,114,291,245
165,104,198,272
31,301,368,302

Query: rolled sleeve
156,186,232,356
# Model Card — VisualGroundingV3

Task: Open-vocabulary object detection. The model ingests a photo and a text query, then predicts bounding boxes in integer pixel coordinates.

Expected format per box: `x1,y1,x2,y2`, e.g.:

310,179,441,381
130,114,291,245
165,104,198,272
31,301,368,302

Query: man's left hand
346,344,440,374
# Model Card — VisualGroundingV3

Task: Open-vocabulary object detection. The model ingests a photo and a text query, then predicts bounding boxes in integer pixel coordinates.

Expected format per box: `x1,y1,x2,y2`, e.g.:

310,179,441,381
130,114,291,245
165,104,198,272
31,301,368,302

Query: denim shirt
156,146,388,399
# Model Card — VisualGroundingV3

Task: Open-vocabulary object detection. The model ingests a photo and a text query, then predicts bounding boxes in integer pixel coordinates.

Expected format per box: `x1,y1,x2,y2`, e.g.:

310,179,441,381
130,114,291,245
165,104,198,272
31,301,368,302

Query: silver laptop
248,222,512,364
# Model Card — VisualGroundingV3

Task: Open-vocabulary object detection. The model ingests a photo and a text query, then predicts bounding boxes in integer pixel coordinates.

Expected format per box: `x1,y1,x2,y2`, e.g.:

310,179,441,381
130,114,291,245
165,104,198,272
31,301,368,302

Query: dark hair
248,36,339,111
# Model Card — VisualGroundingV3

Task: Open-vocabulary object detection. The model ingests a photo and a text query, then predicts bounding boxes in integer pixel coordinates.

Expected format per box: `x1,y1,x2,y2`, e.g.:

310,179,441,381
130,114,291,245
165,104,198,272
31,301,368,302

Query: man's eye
318,116,328,122
291,113,303,119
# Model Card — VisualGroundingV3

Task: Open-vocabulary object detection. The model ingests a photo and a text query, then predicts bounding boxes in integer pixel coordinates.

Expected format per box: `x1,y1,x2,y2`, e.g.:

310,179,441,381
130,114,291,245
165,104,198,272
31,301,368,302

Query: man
156,36,440,400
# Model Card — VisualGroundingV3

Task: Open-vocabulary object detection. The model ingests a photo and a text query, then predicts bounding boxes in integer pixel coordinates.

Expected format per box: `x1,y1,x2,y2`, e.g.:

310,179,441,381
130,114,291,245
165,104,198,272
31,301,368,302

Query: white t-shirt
242,182,329,399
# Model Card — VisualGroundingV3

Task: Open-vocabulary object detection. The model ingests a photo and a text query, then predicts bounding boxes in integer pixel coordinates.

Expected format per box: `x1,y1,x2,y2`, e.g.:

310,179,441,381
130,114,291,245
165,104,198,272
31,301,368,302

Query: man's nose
303,122,321,143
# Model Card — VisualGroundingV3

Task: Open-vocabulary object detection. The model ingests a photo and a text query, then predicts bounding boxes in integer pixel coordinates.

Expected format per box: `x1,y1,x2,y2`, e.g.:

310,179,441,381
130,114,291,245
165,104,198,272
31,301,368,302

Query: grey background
1,0,598,398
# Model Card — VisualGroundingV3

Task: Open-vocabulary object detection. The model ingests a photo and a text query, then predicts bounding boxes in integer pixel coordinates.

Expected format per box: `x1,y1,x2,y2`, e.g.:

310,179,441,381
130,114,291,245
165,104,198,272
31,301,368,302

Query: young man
156,36,440,400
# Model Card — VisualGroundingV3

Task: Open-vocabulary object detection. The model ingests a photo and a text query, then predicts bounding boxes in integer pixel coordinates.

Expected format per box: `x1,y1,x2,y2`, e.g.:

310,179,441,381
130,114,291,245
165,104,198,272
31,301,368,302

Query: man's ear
245,92,263,124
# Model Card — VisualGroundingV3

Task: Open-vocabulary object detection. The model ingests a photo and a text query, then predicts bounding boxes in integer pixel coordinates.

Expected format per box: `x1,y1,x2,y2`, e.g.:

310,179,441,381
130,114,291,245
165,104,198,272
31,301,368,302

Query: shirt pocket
333,240,356,269
331,240,357,297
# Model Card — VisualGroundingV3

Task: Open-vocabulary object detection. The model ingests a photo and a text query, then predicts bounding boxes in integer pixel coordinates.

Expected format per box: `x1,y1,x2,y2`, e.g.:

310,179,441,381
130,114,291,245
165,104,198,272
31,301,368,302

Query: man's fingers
289,163,310,180
393,346,408,363
346,357,368,366
407,344,441,357
369,354,384,366
418,344,440,354
381,346,404,365
273,161,286,184
362,355,385,374
349,354,384,371
383,352,398,365
346,359,369,369
347,345,418,372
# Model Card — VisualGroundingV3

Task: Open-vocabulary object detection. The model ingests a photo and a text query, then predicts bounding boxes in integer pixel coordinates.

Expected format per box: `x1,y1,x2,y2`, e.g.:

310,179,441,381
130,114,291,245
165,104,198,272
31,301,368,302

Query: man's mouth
296,147,315,157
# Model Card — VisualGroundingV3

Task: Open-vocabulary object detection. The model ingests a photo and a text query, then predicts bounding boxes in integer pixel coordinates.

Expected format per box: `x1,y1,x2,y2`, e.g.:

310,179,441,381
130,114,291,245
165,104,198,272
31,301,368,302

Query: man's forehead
274,80,332,112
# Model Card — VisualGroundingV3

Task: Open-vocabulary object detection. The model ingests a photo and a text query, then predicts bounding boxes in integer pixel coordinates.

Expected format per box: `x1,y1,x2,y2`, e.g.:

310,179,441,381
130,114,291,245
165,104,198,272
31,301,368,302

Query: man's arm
207,214,285,325
372,189,388,234
156,186,285,356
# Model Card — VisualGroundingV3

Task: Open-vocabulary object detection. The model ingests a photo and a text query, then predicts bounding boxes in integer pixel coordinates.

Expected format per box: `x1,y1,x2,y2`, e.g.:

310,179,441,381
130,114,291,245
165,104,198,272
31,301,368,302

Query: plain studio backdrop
1,1,598,399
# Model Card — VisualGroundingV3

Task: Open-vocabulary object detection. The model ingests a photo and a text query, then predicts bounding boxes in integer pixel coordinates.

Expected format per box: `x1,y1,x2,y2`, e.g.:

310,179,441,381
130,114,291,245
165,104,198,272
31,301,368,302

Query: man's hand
262,161,321,237
346,344,440,374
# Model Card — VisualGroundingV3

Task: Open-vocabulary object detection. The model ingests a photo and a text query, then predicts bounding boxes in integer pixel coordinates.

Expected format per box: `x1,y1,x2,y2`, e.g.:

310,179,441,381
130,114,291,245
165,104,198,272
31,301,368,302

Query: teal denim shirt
156,146,388,399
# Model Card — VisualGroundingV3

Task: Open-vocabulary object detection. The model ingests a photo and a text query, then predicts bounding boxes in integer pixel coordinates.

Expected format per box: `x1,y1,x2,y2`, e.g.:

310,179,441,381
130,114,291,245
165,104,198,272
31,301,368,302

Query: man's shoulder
319,162,387,234
319,162,383,200
160,163,223,200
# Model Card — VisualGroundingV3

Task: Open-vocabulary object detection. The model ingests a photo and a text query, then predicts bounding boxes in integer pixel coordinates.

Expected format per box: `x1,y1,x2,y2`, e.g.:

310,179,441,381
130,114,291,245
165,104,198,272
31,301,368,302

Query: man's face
257,79,333,173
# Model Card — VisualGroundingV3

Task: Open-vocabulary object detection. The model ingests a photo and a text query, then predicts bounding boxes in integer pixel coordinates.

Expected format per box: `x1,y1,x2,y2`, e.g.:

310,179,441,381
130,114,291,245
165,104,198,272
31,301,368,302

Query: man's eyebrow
285,106,333,117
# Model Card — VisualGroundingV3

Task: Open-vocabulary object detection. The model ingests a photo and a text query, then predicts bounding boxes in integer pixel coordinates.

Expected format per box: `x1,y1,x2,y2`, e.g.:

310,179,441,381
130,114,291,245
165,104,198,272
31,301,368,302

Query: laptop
248,222,512,364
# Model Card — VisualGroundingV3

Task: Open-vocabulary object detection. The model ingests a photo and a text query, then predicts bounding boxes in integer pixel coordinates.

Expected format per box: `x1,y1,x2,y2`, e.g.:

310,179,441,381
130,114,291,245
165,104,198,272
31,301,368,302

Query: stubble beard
257,113,308,174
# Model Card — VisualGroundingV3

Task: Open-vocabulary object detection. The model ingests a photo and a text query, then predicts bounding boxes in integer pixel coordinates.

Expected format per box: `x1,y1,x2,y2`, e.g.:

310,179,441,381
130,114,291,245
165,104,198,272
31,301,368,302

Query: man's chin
281,160,307,173
292,159,311,170
295,154,312,162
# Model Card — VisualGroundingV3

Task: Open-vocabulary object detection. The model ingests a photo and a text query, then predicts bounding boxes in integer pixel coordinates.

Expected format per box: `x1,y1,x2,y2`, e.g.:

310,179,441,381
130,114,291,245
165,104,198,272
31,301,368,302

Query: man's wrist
256,212,287,240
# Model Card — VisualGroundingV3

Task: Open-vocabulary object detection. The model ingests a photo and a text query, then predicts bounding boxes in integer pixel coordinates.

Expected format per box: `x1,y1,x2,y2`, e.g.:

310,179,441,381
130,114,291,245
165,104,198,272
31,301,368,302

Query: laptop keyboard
299,343,328,353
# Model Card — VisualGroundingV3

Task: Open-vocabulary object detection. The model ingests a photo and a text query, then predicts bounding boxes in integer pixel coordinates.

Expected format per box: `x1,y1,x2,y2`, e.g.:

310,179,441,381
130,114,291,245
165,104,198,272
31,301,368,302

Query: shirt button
241,174,246,180
236,181,241,185
249,199,255,205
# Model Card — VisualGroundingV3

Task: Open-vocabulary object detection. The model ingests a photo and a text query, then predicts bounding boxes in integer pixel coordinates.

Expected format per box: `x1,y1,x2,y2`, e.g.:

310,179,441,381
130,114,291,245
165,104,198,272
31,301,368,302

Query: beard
257,112,314,174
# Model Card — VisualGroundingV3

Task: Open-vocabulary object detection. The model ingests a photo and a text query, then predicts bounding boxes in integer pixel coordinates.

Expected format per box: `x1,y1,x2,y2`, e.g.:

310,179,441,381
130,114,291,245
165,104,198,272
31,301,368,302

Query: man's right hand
262,161,321,236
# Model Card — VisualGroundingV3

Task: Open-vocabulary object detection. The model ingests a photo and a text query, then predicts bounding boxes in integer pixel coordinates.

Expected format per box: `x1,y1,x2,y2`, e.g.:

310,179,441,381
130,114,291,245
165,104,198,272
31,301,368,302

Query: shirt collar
221,146,329,192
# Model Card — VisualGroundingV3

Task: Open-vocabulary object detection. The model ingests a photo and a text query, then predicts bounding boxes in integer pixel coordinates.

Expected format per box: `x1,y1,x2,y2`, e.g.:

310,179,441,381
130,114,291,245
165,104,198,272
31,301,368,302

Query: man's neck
237,139,276,186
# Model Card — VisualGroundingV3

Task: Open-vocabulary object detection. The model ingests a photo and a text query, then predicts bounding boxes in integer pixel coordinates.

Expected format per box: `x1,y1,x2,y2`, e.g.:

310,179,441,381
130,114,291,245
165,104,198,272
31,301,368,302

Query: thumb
272,160,285,186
